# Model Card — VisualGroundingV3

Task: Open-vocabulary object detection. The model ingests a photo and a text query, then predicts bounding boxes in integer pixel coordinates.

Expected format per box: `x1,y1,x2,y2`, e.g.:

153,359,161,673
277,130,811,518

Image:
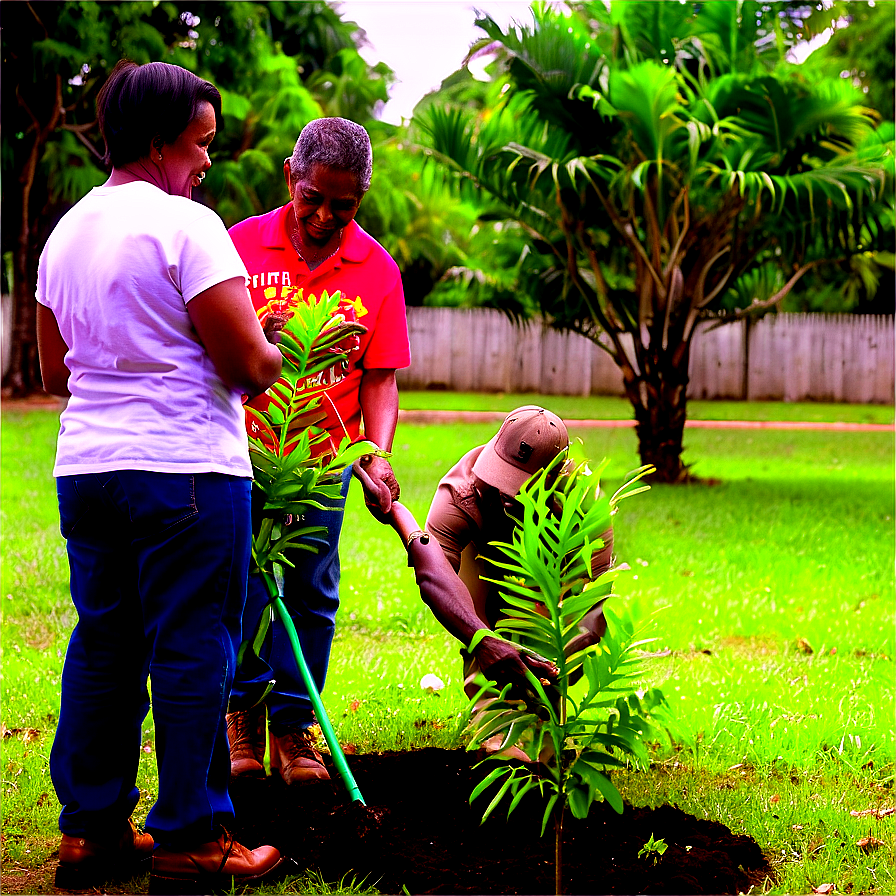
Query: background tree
353,67,532,308
355,140,477,305
2,1,169,395
399,69,545,311
782,0,896,313
419,0,894,483
357,131,537,309
0,0,390,396
805,0,895,123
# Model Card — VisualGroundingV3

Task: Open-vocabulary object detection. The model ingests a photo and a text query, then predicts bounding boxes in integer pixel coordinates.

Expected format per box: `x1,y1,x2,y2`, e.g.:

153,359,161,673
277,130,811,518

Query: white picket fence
397,308,895,404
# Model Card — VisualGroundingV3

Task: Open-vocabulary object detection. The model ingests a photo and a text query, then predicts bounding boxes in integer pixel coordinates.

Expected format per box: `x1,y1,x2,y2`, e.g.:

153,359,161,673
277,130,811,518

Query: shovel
258,566,366,805
247,474,442,808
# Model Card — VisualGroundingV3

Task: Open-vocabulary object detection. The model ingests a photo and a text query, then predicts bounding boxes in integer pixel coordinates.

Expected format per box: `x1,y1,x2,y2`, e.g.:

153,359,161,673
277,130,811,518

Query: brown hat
472,406,569,496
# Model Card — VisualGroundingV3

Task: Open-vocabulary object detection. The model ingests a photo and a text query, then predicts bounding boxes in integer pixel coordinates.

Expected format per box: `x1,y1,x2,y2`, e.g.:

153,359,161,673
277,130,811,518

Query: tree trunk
3,69,63,397
631,390,689,483
623,340,692,484
3,275,41,397
3,156,44,397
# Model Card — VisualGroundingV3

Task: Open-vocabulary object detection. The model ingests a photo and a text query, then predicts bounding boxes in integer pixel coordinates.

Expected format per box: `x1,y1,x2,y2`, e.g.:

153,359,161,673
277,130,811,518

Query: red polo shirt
229,205,410,454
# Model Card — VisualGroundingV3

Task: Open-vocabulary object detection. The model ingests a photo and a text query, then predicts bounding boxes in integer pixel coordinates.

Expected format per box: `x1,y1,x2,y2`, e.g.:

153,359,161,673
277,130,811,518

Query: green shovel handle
261,569,365,805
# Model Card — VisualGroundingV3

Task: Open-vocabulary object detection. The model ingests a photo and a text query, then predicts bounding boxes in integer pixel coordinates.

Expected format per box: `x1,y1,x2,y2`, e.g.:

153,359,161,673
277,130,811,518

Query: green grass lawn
2,398,894,894
399,392,896,425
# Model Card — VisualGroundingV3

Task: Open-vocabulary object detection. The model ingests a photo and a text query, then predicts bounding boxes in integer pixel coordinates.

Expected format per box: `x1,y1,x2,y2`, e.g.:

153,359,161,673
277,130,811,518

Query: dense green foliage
1,1,395,396
784,1,896,312
4,1,893,405
0,0,499,394
418,0,895,482
806,0,895,123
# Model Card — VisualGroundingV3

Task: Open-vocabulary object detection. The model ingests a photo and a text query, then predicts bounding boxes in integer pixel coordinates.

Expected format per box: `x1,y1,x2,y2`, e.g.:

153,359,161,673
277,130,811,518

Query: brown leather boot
149,828,288,894
54,818,154,890
226,706,266,778
269,726,330,785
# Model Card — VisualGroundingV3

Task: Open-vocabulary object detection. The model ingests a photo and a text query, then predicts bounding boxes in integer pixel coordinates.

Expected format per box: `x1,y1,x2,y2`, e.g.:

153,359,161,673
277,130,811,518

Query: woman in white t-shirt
36,59,287,893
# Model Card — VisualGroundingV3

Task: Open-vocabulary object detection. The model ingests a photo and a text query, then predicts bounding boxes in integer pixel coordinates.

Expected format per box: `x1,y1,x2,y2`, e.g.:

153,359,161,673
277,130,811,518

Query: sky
336,1,538,124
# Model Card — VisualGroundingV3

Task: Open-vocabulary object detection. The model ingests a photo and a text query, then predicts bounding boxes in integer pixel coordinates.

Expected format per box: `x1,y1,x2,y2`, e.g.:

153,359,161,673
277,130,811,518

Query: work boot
269,726,330,785
149,827,288,895
55,818,154,890
226,706,266,778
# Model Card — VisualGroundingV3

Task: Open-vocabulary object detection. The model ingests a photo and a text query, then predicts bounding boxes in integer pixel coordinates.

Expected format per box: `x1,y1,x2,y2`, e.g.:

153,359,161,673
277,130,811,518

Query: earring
157,153,163,162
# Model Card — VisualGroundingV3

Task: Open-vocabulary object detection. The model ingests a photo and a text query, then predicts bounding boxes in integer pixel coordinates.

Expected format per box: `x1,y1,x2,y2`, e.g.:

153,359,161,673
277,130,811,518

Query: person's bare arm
405,533,558,688
37,303,71,397
355,368,400,516
420,493,558,688
188,277,282,398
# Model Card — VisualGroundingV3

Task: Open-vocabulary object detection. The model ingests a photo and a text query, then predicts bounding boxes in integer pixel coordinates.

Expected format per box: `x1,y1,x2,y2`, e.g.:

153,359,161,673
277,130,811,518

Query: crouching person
423,407,615,755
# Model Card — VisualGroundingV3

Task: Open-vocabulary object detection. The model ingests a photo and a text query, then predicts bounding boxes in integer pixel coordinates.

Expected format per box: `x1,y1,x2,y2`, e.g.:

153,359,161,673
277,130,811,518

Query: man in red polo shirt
225,117,410,785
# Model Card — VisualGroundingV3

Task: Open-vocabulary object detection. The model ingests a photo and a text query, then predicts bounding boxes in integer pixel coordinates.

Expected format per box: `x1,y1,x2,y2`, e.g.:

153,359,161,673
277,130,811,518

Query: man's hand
353,454,400,520
262,314,286,344
475,635,559,695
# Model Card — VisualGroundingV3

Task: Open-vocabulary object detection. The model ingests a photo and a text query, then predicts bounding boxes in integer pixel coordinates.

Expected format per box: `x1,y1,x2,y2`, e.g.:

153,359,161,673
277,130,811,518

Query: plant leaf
469,766,511,804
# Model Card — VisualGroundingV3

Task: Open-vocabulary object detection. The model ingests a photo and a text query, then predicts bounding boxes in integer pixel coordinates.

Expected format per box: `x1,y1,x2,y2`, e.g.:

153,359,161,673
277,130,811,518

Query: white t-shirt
37,181,252,477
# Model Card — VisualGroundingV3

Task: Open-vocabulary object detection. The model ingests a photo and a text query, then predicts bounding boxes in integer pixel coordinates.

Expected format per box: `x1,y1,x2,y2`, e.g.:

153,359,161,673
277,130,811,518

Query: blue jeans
230,467,351,733
50,471,251,848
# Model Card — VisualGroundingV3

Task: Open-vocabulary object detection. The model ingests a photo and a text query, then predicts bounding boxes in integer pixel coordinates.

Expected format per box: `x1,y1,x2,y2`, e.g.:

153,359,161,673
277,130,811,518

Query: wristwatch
405,529,430,549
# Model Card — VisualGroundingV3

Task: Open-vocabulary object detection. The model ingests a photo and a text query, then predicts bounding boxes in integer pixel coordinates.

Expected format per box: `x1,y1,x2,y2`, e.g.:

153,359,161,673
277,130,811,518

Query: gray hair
288,117,372,195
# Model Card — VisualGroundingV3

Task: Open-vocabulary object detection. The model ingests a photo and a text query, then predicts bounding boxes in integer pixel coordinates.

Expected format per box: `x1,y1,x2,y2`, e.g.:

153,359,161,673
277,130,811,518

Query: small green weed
637,833,668,864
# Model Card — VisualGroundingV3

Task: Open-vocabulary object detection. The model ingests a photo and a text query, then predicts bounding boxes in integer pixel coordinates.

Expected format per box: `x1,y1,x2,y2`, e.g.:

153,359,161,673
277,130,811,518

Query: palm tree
419,0,893,482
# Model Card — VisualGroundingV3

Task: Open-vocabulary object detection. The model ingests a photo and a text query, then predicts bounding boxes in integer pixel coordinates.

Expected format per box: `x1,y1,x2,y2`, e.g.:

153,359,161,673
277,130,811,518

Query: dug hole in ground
228,746,771,895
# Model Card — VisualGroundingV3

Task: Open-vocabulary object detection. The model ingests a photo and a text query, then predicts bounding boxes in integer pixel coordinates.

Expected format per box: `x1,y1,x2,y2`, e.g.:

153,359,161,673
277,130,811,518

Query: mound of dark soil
231,748,771,895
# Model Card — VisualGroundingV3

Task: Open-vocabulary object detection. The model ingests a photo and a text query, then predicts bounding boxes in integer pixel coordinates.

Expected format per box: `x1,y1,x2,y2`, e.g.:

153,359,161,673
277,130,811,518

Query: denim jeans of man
50,471,251,848
229,466,351,734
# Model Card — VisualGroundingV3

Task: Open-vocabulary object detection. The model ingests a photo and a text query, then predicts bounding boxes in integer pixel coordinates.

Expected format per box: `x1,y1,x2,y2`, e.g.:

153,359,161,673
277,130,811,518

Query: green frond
507,777,543,817
469,766,512,804
610,466,657,507
247,288,364,578
607,60,689,162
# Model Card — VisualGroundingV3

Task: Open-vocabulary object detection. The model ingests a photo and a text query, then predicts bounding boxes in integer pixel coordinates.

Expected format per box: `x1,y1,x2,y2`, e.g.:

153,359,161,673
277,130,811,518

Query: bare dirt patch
232,747,771,895
1,748,772,895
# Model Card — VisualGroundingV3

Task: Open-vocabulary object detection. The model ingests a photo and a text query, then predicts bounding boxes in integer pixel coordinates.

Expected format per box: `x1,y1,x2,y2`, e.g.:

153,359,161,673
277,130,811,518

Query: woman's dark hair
96,60,222,168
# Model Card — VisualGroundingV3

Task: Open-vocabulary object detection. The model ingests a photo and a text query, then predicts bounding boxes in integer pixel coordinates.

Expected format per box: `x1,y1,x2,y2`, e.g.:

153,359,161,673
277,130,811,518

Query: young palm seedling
246,288,380,574
465,458,672,895
241,288,384,802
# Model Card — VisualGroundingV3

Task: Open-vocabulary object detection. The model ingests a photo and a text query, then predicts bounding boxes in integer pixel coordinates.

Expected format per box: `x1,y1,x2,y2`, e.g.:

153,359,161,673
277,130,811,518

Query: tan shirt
425,446,614,629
